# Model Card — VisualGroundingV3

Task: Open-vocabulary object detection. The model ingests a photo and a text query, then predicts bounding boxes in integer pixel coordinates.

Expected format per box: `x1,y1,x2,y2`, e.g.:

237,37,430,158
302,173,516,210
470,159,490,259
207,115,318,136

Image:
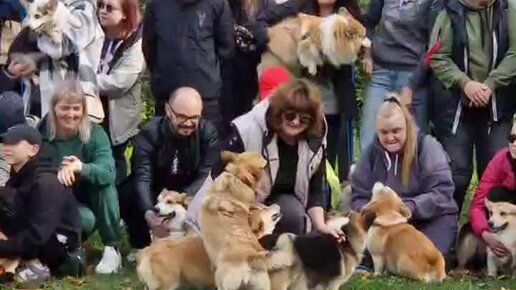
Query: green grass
6,267,515,290
2,232,515,290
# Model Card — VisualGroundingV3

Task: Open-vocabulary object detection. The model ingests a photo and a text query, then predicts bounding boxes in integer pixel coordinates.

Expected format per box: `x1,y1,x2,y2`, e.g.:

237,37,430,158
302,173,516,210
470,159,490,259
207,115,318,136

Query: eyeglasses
508,134,516,143
282,110,313,125
97,1,118,13
166,104,201,124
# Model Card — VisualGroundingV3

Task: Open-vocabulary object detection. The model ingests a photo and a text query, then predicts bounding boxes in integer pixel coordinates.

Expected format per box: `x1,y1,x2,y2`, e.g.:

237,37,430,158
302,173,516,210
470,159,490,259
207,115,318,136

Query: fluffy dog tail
424,251,447,282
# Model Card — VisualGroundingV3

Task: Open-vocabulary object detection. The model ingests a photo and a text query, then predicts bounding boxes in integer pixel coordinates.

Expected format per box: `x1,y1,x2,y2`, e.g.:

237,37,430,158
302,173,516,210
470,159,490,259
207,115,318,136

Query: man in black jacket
119,87,219,255
0,124,82,281
142,0,234,133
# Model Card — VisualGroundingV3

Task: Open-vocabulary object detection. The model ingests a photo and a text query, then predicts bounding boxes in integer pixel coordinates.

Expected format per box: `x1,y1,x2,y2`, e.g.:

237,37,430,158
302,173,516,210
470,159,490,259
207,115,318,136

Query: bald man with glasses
118,87,219,256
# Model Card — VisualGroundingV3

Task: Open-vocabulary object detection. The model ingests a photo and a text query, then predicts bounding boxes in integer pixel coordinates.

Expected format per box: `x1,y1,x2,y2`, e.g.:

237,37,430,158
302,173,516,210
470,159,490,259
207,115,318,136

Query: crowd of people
0,0,515,283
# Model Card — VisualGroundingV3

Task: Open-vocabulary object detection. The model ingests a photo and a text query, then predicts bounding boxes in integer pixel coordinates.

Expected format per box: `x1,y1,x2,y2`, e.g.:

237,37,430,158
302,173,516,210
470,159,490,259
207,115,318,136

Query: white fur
361,37,372,48
485,205,516,276
155,203,187,231
320,15,358,66
326,217,350,232
372,182,385,197
297,41,322,76
24,0,81,43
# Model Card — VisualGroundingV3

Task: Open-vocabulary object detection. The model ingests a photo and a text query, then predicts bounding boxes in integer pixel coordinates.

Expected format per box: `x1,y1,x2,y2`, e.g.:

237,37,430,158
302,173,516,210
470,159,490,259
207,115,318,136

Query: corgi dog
361,182,446,282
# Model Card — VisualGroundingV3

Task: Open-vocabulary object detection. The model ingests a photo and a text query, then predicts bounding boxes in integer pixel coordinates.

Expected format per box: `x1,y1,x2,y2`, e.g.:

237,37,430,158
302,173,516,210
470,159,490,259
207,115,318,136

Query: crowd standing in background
0,0,515,283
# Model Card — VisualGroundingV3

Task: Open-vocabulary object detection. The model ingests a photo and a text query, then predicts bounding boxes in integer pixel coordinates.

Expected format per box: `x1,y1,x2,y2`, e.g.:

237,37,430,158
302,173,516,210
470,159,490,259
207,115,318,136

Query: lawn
0,144,502,290
6,267,516,290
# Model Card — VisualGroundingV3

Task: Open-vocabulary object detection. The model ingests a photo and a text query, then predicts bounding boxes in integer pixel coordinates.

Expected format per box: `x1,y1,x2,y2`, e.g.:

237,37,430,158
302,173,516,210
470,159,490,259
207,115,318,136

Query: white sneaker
16,260,50,283
95,246,122,274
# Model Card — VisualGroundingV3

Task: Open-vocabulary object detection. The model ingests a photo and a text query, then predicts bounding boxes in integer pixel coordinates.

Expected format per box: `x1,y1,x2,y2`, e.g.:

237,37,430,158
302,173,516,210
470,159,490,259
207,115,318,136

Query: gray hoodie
365,0,434,70
350,134,458,220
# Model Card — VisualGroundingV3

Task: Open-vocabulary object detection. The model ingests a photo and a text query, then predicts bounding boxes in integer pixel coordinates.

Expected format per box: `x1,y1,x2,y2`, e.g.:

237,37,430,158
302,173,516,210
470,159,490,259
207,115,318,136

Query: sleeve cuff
484,78,496,91
80,164,92,179
457,75,471,89
404,200,416,217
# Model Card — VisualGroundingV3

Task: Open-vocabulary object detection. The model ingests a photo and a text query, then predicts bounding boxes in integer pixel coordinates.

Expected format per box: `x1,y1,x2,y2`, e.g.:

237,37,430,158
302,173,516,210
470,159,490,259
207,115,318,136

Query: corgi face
24,0,55,33
485,200,516,233
320,9,369,66
361,182,412,228
154,190,191,231
248,203,282,238
220,151,268,191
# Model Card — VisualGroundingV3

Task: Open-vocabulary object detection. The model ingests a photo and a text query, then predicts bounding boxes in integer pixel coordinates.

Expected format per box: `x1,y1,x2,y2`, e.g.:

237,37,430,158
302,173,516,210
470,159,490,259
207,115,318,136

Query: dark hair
266,78,323,138
119,0,141,38
309,0,363,23
487,186,516,205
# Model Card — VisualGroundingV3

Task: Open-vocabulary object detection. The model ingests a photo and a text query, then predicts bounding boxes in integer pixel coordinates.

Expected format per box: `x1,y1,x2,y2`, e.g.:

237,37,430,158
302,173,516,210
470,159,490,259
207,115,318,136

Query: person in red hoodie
468,122,516,258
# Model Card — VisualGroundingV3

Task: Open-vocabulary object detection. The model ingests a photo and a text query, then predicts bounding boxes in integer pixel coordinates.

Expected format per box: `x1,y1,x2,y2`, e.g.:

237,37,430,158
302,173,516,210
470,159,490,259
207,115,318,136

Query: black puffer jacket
131,117,219,213
142,0,234,101
0,156,81,258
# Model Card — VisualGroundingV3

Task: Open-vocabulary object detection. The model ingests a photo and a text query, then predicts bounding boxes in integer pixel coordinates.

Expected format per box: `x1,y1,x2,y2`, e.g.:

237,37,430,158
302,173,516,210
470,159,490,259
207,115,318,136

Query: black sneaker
0,267,14,284
54,247,86,278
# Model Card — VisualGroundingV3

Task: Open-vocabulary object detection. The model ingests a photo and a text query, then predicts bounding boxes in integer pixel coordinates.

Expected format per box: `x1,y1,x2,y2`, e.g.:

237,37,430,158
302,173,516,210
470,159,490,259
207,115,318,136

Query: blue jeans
360,66,426,151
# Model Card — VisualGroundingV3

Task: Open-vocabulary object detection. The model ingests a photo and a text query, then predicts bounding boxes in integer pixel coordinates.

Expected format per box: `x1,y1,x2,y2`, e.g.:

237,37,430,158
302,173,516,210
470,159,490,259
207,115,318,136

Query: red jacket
469,148,516,237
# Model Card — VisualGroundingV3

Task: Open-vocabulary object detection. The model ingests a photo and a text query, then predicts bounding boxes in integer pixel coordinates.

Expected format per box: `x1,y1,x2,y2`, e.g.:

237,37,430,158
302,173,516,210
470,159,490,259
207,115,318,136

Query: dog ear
374,211,408,227
337,7,353,17
484,199,493,209
344,25,361,39
399,203,412,219
239,168,259,188
217,200,237,217
44,0,59,13
178,193,192,207
220,151,238,165
360,203,377,229
249,215,264,235
361,211,376,229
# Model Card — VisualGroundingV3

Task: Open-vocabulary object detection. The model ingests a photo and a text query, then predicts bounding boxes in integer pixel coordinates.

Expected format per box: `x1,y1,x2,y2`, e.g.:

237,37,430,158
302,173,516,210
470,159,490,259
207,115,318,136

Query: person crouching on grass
38,80,122,274
0,124,82,283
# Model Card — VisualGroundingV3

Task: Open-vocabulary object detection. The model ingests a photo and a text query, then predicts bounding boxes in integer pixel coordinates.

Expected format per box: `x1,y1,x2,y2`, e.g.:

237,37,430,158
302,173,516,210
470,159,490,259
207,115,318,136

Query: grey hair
47,79,91,143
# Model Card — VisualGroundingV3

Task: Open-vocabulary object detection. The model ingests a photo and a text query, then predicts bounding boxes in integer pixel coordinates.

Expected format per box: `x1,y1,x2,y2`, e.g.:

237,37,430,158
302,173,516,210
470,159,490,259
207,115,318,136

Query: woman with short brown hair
188,78,342,238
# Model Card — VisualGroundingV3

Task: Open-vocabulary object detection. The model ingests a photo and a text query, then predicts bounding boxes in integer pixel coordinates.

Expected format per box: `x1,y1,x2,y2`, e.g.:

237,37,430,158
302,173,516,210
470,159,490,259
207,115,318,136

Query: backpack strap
494,0,509,67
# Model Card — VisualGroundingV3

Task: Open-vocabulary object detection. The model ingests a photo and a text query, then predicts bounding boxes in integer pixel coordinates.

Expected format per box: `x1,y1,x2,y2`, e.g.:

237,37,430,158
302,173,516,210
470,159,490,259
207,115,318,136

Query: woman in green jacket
38,80,122,275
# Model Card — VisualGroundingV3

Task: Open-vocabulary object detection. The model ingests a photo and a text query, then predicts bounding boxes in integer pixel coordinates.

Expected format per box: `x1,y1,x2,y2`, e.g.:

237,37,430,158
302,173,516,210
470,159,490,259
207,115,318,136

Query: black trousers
112,142,129,186
434,112,511,213
118,179,152,249
266,194,306,235
0,194,76,274
326,114,354,181
100,97,130,186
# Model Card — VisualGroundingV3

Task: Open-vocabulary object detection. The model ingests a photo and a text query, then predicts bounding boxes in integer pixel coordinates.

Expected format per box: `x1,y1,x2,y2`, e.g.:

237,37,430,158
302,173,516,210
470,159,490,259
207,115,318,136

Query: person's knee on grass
0,124,83,282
